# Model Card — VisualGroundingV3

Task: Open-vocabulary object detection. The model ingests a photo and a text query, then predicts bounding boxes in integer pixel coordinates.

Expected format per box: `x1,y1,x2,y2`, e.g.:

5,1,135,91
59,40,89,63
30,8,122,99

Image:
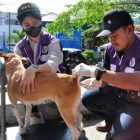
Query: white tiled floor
7,127,19,140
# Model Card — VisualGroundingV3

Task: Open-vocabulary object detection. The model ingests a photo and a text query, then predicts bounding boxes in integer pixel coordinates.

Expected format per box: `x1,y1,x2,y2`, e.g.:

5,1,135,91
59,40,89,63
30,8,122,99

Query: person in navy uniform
73,9,140,140
7,2,63,125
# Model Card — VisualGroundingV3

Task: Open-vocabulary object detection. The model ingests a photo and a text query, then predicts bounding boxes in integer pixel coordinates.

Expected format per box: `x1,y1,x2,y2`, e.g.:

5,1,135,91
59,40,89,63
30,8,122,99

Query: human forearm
101,70,140,90
36,63,52,73
73,63,140,91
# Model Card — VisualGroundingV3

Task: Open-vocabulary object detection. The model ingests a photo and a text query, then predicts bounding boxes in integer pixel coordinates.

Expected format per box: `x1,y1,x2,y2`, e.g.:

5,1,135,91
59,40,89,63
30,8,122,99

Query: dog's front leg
24,105,32,128
12,104,26,134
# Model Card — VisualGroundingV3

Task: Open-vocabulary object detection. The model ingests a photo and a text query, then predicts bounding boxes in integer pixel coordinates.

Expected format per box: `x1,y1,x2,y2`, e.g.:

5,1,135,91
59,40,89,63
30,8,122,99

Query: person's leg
30,105,39,117
107,100,140,140
29,105,45,125
82,85,119,131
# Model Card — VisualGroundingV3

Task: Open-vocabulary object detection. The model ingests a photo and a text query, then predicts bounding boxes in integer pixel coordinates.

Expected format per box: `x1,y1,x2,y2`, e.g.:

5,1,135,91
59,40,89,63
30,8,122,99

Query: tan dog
0,53,83,140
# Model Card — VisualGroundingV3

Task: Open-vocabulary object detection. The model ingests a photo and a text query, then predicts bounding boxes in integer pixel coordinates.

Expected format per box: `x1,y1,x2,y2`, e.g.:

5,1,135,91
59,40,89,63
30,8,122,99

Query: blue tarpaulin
55,30,82,50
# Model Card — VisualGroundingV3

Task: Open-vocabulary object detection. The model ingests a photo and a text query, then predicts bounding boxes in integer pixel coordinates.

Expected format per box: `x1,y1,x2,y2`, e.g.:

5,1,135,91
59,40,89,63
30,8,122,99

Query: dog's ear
0,52,3,56
0,52,5,58
0,53,10,61
20,57,29,64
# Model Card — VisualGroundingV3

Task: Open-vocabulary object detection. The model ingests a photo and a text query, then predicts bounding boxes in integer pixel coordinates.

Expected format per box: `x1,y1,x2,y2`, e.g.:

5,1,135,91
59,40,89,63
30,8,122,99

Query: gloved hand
72,63,97,77
80,78,102,89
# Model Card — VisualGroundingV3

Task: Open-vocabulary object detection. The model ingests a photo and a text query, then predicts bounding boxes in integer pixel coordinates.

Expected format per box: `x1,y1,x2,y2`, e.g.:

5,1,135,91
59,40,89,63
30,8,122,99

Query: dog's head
0,52,28,64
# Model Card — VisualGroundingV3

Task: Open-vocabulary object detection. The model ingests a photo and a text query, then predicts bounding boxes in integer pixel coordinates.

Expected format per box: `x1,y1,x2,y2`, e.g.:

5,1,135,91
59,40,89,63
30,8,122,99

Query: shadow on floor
15,120,88,140
82,114,103,127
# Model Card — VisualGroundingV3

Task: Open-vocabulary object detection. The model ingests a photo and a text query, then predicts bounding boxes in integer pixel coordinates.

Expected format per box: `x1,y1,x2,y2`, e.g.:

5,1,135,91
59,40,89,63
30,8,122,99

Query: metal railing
0,57,6,140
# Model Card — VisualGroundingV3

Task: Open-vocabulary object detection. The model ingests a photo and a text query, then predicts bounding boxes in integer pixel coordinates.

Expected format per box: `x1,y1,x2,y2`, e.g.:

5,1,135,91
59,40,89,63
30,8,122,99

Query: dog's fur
0,53,82,140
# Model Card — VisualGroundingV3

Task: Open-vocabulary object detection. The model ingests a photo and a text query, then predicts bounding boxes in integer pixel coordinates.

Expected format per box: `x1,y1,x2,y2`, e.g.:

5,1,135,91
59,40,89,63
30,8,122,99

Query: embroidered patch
40,55,48,62
110,64,116,71
129,57,135,67
124,67,134,73
42,45,48,54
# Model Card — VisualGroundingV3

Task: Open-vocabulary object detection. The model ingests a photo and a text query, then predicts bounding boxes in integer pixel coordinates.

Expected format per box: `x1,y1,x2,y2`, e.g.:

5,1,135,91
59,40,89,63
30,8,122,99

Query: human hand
72,63,97,77
20,66,36,95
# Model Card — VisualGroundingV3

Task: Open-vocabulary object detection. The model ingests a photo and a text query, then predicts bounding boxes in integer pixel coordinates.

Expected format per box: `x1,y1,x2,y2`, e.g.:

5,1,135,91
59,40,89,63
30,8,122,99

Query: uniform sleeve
45,38,63,72
103,49,110,70
14,44,23,56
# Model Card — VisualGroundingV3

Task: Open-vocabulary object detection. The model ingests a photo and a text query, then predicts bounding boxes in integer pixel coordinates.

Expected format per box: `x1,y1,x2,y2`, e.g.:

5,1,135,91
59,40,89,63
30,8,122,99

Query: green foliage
82,49,99,64
10,29,25,43
112,0,140,14
46,0,140,38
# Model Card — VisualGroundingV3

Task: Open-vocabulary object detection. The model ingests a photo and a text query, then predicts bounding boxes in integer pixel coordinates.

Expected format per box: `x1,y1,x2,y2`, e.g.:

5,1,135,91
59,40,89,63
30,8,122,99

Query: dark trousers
82,85,140,140
82,85,119,122
32,105,38,113
107,101,140,140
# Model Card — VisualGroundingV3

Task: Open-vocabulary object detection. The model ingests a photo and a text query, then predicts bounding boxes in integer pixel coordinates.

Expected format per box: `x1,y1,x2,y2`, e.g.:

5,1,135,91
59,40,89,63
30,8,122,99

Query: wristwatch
96,65,106,81
31,64,39,72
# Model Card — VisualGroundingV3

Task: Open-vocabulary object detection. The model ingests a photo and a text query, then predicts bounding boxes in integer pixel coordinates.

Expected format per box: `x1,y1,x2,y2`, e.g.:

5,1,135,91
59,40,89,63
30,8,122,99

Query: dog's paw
19,126,28,135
